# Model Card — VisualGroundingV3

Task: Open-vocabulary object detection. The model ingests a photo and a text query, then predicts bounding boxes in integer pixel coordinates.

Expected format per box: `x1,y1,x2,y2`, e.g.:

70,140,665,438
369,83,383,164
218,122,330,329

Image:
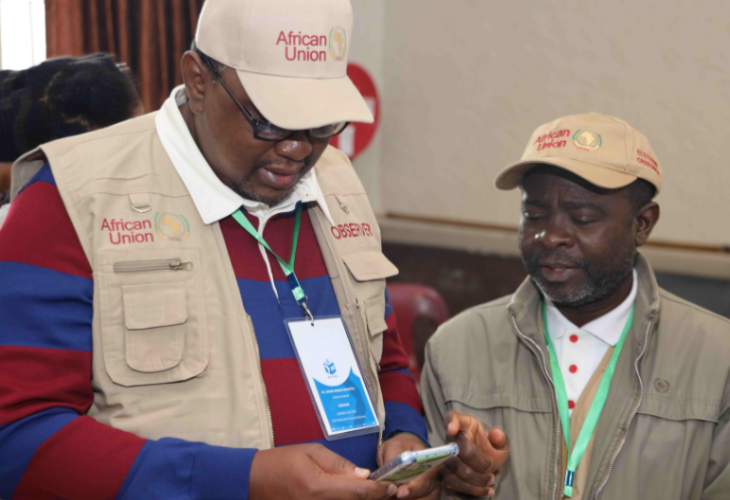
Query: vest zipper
510,312,561,500
246,314,275,448
594,316,654,499
113,258,193,273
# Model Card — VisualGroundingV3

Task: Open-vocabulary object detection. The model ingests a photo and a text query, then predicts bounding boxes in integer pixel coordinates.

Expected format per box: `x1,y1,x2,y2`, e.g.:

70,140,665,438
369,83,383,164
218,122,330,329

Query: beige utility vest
12,113,397,449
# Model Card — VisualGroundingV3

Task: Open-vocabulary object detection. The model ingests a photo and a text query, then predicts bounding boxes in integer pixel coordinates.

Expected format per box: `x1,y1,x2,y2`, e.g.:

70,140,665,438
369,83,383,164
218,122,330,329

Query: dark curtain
46,0,206,112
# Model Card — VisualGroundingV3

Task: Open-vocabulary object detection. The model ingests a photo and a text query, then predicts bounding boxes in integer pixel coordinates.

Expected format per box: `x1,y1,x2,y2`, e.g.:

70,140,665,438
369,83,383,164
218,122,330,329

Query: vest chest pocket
122,282,188,372
342,251,398,363
98,249,208,386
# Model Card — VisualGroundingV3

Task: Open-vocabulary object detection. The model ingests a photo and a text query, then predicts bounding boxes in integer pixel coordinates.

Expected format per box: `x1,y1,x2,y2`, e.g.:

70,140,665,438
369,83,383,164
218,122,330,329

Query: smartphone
369,443,459,484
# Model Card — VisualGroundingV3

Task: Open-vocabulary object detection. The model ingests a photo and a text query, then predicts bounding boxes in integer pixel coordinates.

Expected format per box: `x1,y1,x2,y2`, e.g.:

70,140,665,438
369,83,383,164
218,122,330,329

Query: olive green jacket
422,255,730,500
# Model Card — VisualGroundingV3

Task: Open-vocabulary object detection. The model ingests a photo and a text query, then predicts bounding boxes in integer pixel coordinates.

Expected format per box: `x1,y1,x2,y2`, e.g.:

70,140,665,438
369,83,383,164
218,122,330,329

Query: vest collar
155,86,335,225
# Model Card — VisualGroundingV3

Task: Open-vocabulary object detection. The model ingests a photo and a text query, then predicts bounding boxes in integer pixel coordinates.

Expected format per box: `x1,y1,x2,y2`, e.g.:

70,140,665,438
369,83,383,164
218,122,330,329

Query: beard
230,158,310,207
230,178,287,207
522,246,636,308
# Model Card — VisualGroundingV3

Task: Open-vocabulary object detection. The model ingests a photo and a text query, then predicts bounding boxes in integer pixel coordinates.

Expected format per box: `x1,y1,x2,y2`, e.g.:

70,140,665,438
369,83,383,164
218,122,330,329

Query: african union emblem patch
329,27,347,61
572,130,602,151
155,213,190,242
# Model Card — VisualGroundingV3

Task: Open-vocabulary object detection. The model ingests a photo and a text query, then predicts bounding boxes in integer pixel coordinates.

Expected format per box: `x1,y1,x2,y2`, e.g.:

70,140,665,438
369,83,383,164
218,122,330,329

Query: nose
536,216,574,250
275,130,313,163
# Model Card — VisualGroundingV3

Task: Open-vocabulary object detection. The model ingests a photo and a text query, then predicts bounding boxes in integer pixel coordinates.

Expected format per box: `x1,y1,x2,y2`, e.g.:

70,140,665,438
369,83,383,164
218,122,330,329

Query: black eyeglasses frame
199,54,350,142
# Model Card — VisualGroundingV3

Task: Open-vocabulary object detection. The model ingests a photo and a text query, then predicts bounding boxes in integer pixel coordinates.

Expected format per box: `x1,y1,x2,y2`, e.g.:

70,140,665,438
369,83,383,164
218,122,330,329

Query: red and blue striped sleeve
0,164,256,500
378,290,429,445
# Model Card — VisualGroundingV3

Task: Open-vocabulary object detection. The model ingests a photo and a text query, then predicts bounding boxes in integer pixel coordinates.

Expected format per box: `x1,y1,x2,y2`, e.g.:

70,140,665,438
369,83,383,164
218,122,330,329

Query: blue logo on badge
324,359,337,375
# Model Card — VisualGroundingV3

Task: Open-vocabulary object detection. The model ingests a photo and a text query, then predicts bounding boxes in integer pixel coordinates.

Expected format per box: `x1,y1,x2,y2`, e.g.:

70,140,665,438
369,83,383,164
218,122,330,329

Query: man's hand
377,433,441,500
441,411,510,497
250,443,398,500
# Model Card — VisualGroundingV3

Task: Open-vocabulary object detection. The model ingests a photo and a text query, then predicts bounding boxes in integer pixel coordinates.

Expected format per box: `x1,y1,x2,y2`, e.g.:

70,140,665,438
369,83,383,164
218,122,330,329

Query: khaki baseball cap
195,0,373,130
495,113,662,194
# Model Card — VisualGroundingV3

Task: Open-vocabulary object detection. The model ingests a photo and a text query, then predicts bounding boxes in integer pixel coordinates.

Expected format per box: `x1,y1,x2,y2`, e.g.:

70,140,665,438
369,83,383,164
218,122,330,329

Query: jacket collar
508,253,662,353
545,270,638,347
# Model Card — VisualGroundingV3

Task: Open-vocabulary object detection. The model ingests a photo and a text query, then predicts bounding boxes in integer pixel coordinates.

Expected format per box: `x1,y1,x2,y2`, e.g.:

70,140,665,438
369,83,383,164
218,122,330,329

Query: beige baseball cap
495,113,662,194
195,0,374,130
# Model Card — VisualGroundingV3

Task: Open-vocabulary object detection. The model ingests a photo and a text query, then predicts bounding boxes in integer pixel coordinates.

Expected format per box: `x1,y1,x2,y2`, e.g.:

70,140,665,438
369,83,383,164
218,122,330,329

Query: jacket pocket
444,388,554,415
98,249,208,387
638,394,721,423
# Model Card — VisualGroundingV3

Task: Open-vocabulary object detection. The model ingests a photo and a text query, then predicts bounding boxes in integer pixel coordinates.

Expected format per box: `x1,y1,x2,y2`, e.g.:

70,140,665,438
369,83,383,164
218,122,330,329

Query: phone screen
369,443,459,484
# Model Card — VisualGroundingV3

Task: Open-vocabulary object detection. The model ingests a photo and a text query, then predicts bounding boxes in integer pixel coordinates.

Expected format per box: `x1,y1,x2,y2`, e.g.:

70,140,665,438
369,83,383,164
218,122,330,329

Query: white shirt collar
545,269,638,347
155,86,335,226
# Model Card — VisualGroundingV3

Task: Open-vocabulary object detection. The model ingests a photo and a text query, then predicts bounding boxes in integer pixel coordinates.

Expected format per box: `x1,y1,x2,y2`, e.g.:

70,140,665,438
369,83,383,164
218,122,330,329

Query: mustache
524,249,587,270
254,157,311,172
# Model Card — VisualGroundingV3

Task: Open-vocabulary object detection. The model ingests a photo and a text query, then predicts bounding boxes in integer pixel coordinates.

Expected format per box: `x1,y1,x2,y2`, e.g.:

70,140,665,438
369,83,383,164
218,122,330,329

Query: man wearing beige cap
0,0,507,499
422,113,730,499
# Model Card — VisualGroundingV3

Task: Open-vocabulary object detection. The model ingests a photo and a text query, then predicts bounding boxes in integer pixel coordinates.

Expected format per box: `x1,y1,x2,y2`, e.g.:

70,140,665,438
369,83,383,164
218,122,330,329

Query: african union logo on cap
155,213,190,242
572,130,602,151
329,27,347,61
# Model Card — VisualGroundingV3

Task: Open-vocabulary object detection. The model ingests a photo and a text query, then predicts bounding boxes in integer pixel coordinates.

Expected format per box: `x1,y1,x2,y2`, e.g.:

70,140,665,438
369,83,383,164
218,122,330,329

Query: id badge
286,316,380,441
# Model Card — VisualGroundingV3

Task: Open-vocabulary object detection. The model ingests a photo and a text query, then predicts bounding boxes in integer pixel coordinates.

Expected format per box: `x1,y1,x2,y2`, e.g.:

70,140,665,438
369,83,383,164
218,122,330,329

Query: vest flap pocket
99,248,208,386
122,283,187,373
342,251,398,282
123,283,188,330
364,295,388,338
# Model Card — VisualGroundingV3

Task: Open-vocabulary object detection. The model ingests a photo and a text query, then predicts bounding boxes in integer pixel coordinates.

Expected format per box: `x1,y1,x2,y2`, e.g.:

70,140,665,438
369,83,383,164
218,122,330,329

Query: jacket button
569,365,578,374
570,334,579,343
654,378,671,394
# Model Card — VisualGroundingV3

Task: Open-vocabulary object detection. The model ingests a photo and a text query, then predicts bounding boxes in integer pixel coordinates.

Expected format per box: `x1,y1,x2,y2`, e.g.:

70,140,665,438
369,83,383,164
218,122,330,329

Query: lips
259,166,300,190
538,261,581,283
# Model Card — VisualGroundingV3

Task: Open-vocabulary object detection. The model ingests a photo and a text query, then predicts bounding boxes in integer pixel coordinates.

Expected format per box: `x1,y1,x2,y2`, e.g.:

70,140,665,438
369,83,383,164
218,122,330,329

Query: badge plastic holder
285,315,382,441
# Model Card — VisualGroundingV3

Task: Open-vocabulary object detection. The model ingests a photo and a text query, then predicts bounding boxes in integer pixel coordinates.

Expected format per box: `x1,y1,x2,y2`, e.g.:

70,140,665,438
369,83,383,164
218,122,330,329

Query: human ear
180,51,208,115
635,202,660,248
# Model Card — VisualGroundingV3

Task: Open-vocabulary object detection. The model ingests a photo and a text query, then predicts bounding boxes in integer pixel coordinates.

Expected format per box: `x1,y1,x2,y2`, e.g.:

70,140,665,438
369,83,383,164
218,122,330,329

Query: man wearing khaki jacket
0,1,507,499
422,113,730,500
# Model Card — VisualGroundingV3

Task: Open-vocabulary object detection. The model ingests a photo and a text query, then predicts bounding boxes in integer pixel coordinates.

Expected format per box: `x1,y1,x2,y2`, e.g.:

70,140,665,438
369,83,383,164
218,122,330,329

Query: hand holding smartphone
368,443,459,485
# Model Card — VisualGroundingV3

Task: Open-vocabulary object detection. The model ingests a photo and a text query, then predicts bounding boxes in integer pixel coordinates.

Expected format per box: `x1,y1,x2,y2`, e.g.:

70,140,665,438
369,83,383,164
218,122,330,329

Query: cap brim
495,157,638,191
236,71,374,130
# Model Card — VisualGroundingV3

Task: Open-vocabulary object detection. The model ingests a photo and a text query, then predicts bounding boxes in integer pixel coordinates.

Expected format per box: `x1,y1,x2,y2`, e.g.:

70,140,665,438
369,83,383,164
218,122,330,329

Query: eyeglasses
202,57,349,142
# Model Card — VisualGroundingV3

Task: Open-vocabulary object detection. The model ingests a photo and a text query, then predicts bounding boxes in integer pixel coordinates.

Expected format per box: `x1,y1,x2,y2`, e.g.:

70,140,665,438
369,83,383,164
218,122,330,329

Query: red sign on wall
330,63,380,161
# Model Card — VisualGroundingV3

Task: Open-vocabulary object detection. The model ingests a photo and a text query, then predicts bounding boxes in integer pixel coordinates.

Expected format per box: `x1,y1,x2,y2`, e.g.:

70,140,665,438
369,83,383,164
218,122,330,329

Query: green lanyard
542,302,634,498
232,204,313,321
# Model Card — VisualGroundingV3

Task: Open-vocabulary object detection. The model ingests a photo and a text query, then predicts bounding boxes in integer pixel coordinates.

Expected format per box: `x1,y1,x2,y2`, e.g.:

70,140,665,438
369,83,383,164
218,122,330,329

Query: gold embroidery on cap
572,130,602,151
329,27,347,61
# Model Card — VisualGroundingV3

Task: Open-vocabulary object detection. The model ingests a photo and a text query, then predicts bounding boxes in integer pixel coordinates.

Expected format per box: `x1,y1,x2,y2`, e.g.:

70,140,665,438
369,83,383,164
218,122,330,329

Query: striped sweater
0,164,426,500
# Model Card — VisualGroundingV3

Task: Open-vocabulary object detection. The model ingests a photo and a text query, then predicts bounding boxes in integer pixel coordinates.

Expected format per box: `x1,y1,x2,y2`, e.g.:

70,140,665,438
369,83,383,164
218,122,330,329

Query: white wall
379,0,730,247
348,0,385,213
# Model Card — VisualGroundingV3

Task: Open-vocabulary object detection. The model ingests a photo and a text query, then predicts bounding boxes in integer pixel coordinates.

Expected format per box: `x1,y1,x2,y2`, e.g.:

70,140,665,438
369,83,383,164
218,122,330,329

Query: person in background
0,53,143,226
0,0,508,498
422,113,730,499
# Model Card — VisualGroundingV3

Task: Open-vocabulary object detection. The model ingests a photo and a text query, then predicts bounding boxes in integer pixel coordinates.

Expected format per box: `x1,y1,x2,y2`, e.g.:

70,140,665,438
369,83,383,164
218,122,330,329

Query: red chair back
387,283,449,383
